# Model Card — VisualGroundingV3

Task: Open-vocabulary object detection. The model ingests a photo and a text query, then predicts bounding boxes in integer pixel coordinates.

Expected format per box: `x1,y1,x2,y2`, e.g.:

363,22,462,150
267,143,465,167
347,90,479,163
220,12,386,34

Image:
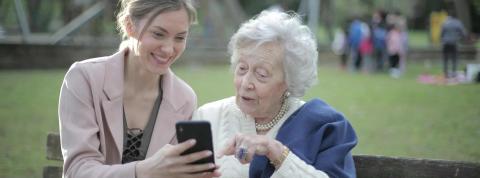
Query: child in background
386,24,404,78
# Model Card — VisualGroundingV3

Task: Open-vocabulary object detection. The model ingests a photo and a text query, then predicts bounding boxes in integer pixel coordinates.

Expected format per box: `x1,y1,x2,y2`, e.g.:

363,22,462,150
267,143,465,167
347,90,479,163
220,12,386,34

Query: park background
0,0,479,177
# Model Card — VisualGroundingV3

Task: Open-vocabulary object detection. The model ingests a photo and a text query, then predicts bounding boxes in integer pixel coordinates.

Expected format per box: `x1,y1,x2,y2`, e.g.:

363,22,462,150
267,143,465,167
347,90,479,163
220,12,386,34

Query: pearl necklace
255,98,289,132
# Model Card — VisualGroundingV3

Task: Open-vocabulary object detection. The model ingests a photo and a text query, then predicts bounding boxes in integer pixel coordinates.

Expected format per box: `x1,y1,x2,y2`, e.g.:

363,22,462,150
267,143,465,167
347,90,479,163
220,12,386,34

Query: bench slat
43,166,62,178
46,133,63,161
354,154,480,178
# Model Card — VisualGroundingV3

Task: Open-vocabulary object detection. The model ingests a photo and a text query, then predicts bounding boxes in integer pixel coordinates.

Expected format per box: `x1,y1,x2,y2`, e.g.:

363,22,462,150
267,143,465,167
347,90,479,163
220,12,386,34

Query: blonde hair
116,0,197,40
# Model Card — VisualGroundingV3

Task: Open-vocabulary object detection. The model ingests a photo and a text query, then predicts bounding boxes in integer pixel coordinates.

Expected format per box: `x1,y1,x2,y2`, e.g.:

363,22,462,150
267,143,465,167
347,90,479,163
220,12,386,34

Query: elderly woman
193,11,358,178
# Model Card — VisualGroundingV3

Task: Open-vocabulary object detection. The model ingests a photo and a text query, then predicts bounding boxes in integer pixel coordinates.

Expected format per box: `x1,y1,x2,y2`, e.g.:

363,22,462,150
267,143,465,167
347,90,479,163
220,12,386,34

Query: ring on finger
235,146,248,161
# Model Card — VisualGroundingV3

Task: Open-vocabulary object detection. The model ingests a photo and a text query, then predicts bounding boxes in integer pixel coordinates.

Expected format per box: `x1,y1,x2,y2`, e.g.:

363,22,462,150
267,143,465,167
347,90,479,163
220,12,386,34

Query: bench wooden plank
354,154,480,178
46,132,63,161
45,132,480,178
43,166,62,178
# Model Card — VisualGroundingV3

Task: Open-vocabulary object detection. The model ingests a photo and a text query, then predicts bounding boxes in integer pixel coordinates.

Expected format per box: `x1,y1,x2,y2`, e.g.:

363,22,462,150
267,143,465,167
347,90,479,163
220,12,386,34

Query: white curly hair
228,10,318,97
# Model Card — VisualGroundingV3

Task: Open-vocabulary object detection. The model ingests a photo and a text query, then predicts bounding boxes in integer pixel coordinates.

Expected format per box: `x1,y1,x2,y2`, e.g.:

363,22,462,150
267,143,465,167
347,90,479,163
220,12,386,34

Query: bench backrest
45,133,480,178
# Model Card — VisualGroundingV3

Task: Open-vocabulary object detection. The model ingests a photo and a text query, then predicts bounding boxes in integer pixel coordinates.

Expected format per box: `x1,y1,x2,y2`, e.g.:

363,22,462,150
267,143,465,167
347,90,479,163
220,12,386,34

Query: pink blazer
58,48,197,178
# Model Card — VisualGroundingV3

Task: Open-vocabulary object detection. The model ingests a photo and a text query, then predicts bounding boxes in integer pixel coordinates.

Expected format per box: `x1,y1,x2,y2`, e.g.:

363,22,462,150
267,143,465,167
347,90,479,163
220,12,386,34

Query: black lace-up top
121,79,163,164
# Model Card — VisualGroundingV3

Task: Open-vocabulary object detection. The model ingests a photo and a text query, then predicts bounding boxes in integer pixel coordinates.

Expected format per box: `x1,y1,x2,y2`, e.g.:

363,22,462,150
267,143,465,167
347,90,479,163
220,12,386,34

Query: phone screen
175,121,215,167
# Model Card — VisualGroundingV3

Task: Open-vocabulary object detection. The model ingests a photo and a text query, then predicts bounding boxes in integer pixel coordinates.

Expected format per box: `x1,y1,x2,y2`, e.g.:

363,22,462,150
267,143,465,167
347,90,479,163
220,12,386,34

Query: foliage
475,0,480,11
0,0,116,35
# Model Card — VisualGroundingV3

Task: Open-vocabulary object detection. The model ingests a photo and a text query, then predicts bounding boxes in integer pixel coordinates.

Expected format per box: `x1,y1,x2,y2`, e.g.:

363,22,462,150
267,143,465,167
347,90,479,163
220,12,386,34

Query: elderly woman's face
233,42,287,119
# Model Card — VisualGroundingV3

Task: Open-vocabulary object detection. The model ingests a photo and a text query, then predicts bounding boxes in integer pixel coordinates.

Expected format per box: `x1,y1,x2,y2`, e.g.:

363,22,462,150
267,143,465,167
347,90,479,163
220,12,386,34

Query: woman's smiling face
130,8,190,74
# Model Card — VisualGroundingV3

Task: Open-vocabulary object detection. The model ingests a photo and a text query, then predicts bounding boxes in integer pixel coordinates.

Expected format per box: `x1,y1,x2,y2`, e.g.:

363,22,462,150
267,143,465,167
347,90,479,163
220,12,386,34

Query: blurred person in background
397,11,409,76
371,9,388,72
348,17,364,72
266,0,289,12
386,23,404,78
58,0,220,177
332,21,350,70
359,19,373,73
441,10,466,78
386,10,409,78
193,10,358,178
387,11,409,77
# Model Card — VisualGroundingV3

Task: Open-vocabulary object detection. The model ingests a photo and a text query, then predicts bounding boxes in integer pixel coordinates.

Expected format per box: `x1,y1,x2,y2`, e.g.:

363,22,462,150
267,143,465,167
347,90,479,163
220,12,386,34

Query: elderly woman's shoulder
197,96,236,112
193,96,238,122
296,98,349,123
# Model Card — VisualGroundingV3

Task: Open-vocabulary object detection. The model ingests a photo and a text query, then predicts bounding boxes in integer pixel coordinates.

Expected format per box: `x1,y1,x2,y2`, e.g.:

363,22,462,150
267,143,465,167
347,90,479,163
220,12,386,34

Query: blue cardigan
249,99,358,178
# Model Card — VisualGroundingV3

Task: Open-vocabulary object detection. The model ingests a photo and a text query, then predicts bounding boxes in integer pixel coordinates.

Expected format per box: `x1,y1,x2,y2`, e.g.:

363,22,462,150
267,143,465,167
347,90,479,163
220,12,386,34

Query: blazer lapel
101,49,126,158
146,104,186,157
99,53,191,158
147,69,190,157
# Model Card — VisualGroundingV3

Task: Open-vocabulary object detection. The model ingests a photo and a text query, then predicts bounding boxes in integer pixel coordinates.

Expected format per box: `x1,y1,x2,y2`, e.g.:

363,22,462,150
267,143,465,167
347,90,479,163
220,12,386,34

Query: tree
453,0,472,33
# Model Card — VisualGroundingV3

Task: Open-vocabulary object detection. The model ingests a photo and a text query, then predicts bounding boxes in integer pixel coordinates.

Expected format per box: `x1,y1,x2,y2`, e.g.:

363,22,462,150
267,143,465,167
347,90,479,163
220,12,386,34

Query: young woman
58,1,220,177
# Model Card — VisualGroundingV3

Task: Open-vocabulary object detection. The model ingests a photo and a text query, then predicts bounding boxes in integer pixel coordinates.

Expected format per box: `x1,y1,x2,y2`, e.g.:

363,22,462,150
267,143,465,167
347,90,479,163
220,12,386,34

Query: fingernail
189,139,196,144
209,163,215,168
206,151,212,156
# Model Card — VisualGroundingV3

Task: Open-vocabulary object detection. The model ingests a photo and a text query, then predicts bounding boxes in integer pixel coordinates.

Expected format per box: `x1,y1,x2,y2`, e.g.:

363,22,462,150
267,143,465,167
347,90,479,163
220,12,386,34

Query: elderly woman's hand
136,139,221,178
218,133,288,166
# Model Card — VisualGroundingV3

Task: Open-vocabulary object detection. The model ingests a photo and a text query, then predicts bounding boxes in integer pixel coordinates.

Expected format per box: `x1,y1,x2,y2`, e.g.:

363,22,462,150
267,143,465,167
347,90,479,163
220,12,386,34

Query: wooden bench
44,133,63,178
45,132,480,178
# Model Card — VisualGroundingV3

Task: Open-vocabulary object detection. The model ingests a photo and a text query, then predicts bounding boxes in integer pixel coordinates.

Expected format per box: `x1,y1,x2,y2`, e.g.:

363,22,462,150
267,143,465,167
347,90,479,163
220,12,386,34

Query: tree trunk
453,0,471,33
27,0,41,32
223,0,247,28
321,0,334,42
200,0,227,47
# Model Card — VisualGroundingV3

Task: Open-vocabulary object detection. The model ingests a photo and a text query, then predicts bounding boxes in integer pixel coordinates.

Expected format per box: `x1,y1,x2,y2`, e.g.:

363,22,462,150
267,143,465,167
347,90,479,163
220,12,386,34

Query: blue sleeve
249,99,358,178
309,115,357,178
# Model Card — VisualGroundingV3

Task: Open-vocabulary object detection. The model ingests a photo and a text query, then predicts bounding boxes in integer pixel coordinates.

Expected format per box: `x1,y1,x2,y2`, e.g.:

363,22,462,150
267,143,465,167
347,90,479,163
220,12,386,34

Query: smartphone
175,120,215,169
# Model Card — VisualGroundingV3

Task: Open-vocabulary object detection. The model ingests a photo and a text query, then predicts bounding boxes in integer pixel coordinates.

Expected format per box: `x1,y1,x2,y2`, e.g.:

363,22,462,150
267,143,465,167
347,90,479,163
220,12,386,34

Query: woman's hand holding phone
135,139,221,178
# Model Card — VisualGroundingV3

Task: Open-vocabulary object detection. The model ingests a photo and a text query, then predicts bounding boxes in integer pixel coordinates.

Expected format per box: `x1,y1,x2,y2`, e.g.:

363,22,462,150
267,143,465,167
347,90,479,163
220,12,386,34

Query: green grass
0,70,65,178
408,30,431,48
1,60,480,177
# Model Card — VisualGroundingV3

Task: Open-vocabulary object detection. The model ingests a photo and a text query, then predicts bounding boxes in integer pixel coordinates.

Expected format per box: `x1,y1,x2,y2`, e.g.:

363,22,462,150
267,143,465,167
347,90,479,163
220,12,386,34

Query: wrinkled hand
218,133,285,164
136,139,221,178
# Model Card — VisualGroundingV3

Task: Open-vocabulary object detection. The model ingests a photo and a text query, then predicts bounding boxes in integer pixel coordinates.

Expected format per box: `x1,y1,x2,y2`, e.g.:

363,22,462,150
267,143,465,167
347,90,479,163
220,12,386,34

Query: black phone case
175,121,215,167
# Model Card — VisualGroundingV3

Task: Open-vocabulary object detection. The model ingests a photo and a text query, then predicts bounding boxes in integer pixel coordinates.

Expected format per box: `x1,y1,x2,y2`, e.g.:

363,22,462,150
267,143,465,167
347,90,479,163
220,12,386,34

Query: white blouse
192,96,329,178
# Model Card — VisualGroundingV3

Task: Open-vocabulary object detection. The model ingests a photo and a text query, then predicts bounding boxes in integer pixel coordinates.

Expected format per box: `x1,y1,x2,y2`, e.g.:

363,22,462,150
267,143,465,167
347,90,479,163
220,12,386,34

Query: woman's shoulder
164,71,197,113
63,57,108,86
193,97,243,134
293,98,348,124
65,50,124,79
280,98,357,144
61,50,126,102
197,97,236,113
168,71,196,99
193,97,237,120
